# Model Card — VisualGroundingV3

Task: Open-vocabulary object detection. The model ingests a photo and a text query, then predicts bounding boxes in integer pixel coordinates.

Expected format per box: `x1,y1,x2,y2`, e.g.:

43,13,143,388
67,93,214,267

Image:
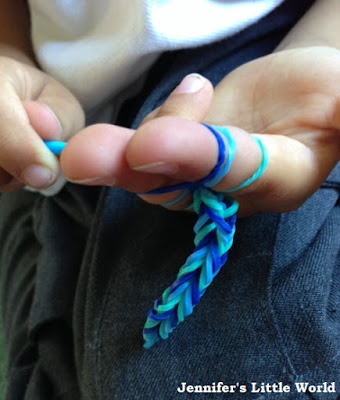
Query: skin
60,47,340,215
0,1,84,190
0,0,339,216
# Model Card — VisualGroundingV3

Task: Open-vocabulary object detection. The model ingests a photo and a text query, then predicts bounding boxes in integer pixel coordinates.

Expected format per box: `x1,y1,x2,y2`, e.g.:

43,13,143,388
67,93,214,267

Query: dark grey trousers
1,1,339,399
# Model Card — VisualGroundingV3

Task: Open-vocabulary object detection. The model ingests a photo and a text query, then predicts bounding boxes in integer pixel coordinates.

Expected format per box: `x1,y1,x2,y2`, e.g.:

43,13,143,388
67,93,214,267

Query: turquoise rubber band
44,141,66,156
225,136,268,193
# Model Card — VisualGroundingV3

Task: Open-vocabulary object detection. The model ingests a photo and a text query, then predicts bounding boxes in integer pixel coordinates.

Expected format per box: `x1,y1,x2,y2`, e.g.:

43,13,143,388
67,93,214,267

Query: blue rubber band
142,125,268,349
44,141,66,156
202,125,236,188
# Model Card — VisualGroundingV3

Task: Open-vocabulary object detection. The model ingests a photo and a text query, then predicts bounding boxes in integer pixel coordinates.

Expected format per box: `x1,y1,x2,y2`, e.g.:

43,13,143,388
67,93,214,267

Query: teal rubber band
44,141,66,156
225,136,268,193
160,188,190,207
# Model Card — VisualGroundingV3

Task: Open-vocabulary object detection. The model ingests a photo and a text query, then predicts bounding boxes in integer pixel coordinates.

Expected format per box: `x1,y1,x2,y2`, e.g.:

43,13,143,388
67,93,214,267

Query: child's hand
205,46,340,213
0,57,84,192
60,47,340,215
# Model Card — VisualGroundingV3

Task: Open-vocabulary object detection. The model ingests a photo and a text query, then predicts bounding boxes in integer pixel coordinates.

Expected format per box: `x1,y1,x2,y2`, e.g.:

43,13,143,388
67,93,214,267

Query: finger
0,167,23,191
127,121,336,214
61,120,221,194
141,73,214,125
235,132,331,214
0,86,61,189
23,101,62,141
60,123,173,191
61,73,213,188
61,117,331,215
126,118,264,198
0,64,84,190
31,77,85,141
60,118,259,195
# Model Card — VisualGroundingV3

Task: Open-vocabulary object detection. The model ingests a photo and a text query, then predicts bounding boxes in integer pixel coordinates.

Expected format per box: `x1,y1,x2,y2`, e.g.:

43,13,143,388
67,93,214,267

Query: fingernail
132,162,178,175
174,73,205,94
41,104,62,136
67,176,117,186
21,165,55,188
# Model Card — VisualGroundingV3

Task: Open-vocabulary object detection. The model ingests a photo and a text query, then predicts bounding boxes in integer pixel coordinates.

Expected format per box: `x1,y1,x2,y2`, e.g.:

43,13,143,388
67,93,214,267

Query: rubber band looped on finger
142,124,268,349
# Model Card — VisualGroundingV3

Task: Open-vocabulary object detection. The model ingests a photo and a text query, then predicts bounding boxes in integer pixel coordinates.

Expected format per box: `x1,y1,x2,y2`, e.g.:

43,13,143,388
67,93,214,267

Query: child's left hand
59,47,340,216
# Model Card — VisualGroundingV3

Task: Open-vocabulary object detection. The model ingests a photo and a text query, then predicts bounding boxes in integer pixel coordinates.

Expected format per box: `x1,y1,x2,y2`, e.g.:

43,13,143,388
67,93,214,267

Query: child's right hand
0,56,84,192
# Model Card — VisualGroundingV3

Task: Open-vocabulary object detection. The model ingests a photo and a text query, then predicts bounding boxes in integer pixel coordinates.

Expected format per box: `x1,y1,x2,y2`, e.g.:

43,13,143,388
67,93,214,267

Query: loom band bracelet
44,140,67,156
143,196,238,348
143,129,268,349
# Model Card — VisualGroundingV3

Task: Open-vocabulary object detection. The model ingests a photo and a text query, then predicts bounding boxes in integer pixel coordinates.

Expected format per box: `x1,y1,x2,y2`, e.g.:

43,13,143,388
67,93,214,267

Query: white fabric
29,0,284,112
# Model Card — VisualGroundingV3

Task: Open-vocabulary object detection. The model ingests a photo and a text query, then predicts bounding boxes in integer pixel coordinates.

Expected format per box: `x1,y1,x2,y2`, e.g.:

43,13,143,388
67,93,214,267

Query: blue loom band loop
201,125,237,188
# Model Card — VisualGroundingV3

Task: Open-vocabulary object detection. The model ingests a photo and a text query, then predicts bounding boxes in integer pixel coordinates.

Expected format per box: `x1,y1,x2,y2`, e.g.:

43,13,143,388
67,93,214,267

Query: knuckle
0,56,31,95
0,169,23,192
157,103,186,118
43,81,85,138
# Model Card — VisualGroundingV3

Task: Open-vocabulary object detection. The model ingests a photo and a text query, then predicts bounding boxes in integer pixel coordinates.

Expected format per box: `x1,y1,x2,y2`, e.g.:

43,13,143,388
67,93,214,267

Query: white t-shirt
29,0,284,112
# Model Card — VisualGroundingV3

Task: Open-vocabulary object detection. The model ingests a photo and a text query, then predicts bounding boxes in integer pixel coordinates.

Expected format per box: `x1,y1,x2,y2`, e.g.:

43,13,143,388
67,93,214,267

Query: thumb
0,60,84,191
23,80,85,141
20,83,85,190
141,73,214,124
